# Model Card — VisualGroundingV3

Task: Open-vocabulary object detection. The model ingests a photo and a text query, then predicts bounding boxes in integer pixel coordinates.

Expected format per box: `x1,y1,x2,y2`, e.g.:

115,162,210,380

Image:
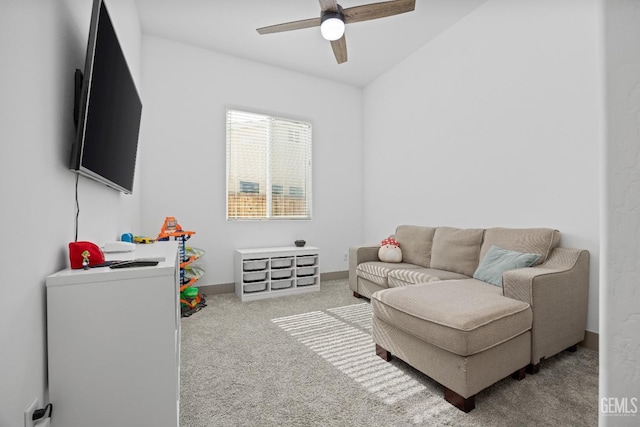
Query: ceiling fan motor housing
320,5,345,41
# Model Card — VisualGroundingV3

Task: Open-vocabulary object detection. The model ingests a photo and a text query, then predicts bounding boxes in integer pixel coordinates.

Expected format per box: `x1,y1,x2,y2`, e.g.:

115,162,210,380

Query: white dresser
46,242,180,427
235,246,320,301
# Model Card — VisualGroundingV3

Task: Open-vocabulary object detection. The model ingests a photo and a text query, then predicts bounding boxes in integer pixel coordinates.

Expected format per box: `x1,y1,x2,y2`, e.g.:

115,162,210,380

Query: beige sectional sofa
349,225,589,412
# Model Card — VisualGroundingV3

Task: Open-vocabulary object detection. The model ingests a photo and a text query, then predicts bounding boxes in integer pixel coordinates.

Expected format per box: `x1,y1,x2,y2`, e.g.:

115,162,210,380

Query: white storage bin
297,266,317,277
296,256,317,267
271,279,294,290
297,277,318,287
244,282,267,293
271,257,293,269
243,271,268,282
271,269,293,280
243,259,268,271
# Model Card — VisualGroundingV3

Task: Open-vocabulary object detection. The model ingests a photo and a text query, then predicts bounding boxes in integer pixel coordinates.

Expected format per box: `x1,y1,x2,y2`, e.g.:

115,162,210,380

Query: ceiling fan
256,0,416,64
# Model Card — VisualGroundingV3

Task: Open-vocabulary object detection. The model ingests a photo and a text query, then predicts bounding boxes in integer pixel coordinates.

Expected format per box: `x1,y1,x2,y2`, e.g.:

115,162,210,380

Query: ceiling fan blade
343,0,415,24
330,35,348,64
318,0,339,13
257,17,321,35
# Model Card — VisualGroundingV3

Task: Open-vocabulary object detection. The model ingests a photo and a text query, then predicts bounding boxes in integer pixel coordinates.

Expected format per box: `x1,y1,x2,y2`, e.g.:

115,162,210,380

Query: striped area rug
272,303,427,405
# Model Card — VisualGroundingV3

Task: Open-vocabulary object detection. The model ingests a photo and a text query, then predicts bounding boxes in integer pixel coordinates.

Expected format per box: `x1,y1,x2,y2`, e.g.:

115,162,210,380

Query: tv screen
70,0,142,194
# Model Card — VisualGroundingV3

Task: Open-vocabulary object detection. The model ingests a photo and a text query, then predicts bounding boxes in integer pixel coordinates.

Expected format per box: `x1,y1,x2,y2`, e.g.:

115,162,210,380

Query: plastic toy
156,217,204,317
133,236,155,244
157,216,194,240
81,250,90,269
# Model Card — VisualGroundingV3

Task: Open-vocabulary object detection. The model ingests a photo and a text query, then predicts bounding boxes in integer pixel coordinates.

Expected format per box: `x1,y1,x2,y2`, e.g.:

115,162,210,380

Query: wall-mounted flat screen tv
70,0,142,194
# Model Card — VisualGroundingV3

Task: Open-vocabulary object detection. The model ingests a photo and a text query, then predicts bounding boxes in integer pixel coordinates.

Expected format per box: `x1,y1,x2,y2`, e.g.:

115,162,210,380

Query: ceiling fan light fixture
320,11,345,41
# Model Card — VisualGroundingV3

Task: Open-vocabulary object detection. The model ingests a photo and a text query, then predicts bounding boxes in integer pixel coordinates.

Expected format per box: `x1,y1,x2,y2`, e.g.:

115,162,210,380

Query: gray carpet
179,279,598,426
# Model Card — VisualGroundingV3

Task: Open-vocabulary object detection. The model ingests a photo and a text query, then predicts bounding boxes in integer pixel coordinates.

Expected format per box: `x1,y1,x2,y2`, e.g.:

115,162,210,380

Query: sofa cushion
394,225,436,268
387,268,470,288
430,227,484,277
371,279,532,356
356,262,421,287
473,245,541,287
480,227,559,266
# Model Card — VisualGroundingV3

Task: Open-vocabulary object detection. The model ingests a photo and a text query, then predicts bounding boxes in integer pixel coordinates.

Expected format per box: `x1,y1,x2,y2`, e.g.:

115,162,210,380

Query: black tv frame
70,0,142,195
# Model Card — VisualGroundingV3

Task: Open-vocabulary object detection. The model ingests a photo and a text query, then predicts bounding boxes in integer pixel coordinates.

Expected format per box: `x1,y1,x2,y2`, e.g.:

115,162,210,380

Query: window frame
225,107,313,221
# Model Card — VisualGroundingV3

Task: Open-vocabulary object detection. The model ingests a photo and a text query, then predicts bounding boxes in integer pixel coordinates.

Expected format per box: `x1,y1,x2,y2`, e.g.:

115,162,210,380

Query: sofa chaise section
372,279,532,412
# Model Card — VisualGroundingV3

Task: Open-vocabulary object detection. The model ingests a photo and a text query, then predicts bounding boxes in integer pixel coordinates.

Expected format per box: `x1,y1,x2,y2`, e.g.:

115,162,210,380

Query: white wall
0,0,142,425
362,0,602,333
602,0,640,424
138,36,363,285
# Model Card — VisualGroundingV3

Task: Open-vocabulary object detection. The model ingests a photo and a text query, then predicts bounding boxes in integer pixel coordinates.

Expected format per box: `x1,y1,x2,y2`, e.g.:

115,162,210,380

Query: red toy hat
380,237,400,248
68,241,105,269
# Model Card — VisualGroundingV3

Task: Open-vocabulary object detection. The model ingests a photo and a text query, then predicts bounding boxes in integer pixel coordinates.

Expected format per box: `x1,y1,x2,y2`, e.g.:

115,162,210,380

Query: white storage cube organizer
235,247,320,301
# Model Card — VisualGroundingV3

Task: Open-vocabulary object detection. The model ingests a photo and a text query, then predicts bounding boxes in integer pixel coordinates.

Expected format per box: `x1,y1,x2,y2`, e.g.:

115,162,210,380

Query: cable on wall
74,173,80,242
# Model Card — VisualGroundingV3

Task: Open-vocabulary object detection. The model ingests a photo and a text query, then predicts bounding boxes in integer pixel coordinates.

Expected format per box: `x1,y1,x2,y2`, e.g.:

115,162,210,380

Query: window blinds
226,109,312,220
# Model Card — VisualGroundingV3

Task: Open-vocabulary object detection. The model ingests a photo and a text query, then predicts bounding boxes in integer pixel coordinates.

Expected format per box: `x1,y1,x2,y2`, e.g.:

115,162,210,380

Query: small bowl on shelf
294,240,306,247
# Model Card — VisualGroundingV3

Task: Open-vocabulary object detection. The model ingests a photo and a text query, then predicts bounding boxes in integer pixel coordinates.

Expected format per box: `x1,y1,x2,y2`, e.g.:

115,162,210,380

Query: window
226,109,312,220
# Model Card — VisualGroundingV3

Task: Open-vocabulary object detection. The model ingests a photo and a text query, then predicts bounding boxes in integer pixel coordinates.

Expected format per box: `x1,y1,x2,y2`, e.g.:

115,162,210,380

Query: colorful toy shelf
157,217,206,317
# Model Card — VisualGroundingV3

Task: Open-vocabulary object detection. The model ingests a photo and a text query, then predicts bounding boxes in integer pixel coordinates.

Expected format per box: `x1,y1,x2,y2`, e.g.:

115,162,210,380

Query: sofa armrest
348,245,380,292
502,248,590,364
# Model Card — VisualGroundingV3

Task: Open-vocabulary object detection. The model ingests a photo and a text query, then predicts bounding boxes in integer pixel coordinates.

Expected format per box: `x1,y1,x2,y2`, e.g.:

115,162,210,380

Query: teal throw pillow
473,245,541,287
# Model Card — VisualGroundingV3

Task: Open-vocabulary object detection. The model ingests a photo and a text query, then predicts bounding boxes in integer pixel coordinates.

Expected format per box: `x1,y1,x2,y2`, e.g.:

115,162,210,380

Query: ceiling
134,0,487,87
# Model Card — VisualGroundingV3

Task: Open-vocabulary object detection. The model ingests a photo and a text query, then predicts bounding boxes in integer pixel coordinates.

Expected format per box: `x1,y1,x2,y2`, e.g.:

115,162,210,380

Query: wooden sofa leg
511,367,526,381
353,291,362,298
566,344,578,353
444,387,476,413
526,363,540,374
375,344,392,361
